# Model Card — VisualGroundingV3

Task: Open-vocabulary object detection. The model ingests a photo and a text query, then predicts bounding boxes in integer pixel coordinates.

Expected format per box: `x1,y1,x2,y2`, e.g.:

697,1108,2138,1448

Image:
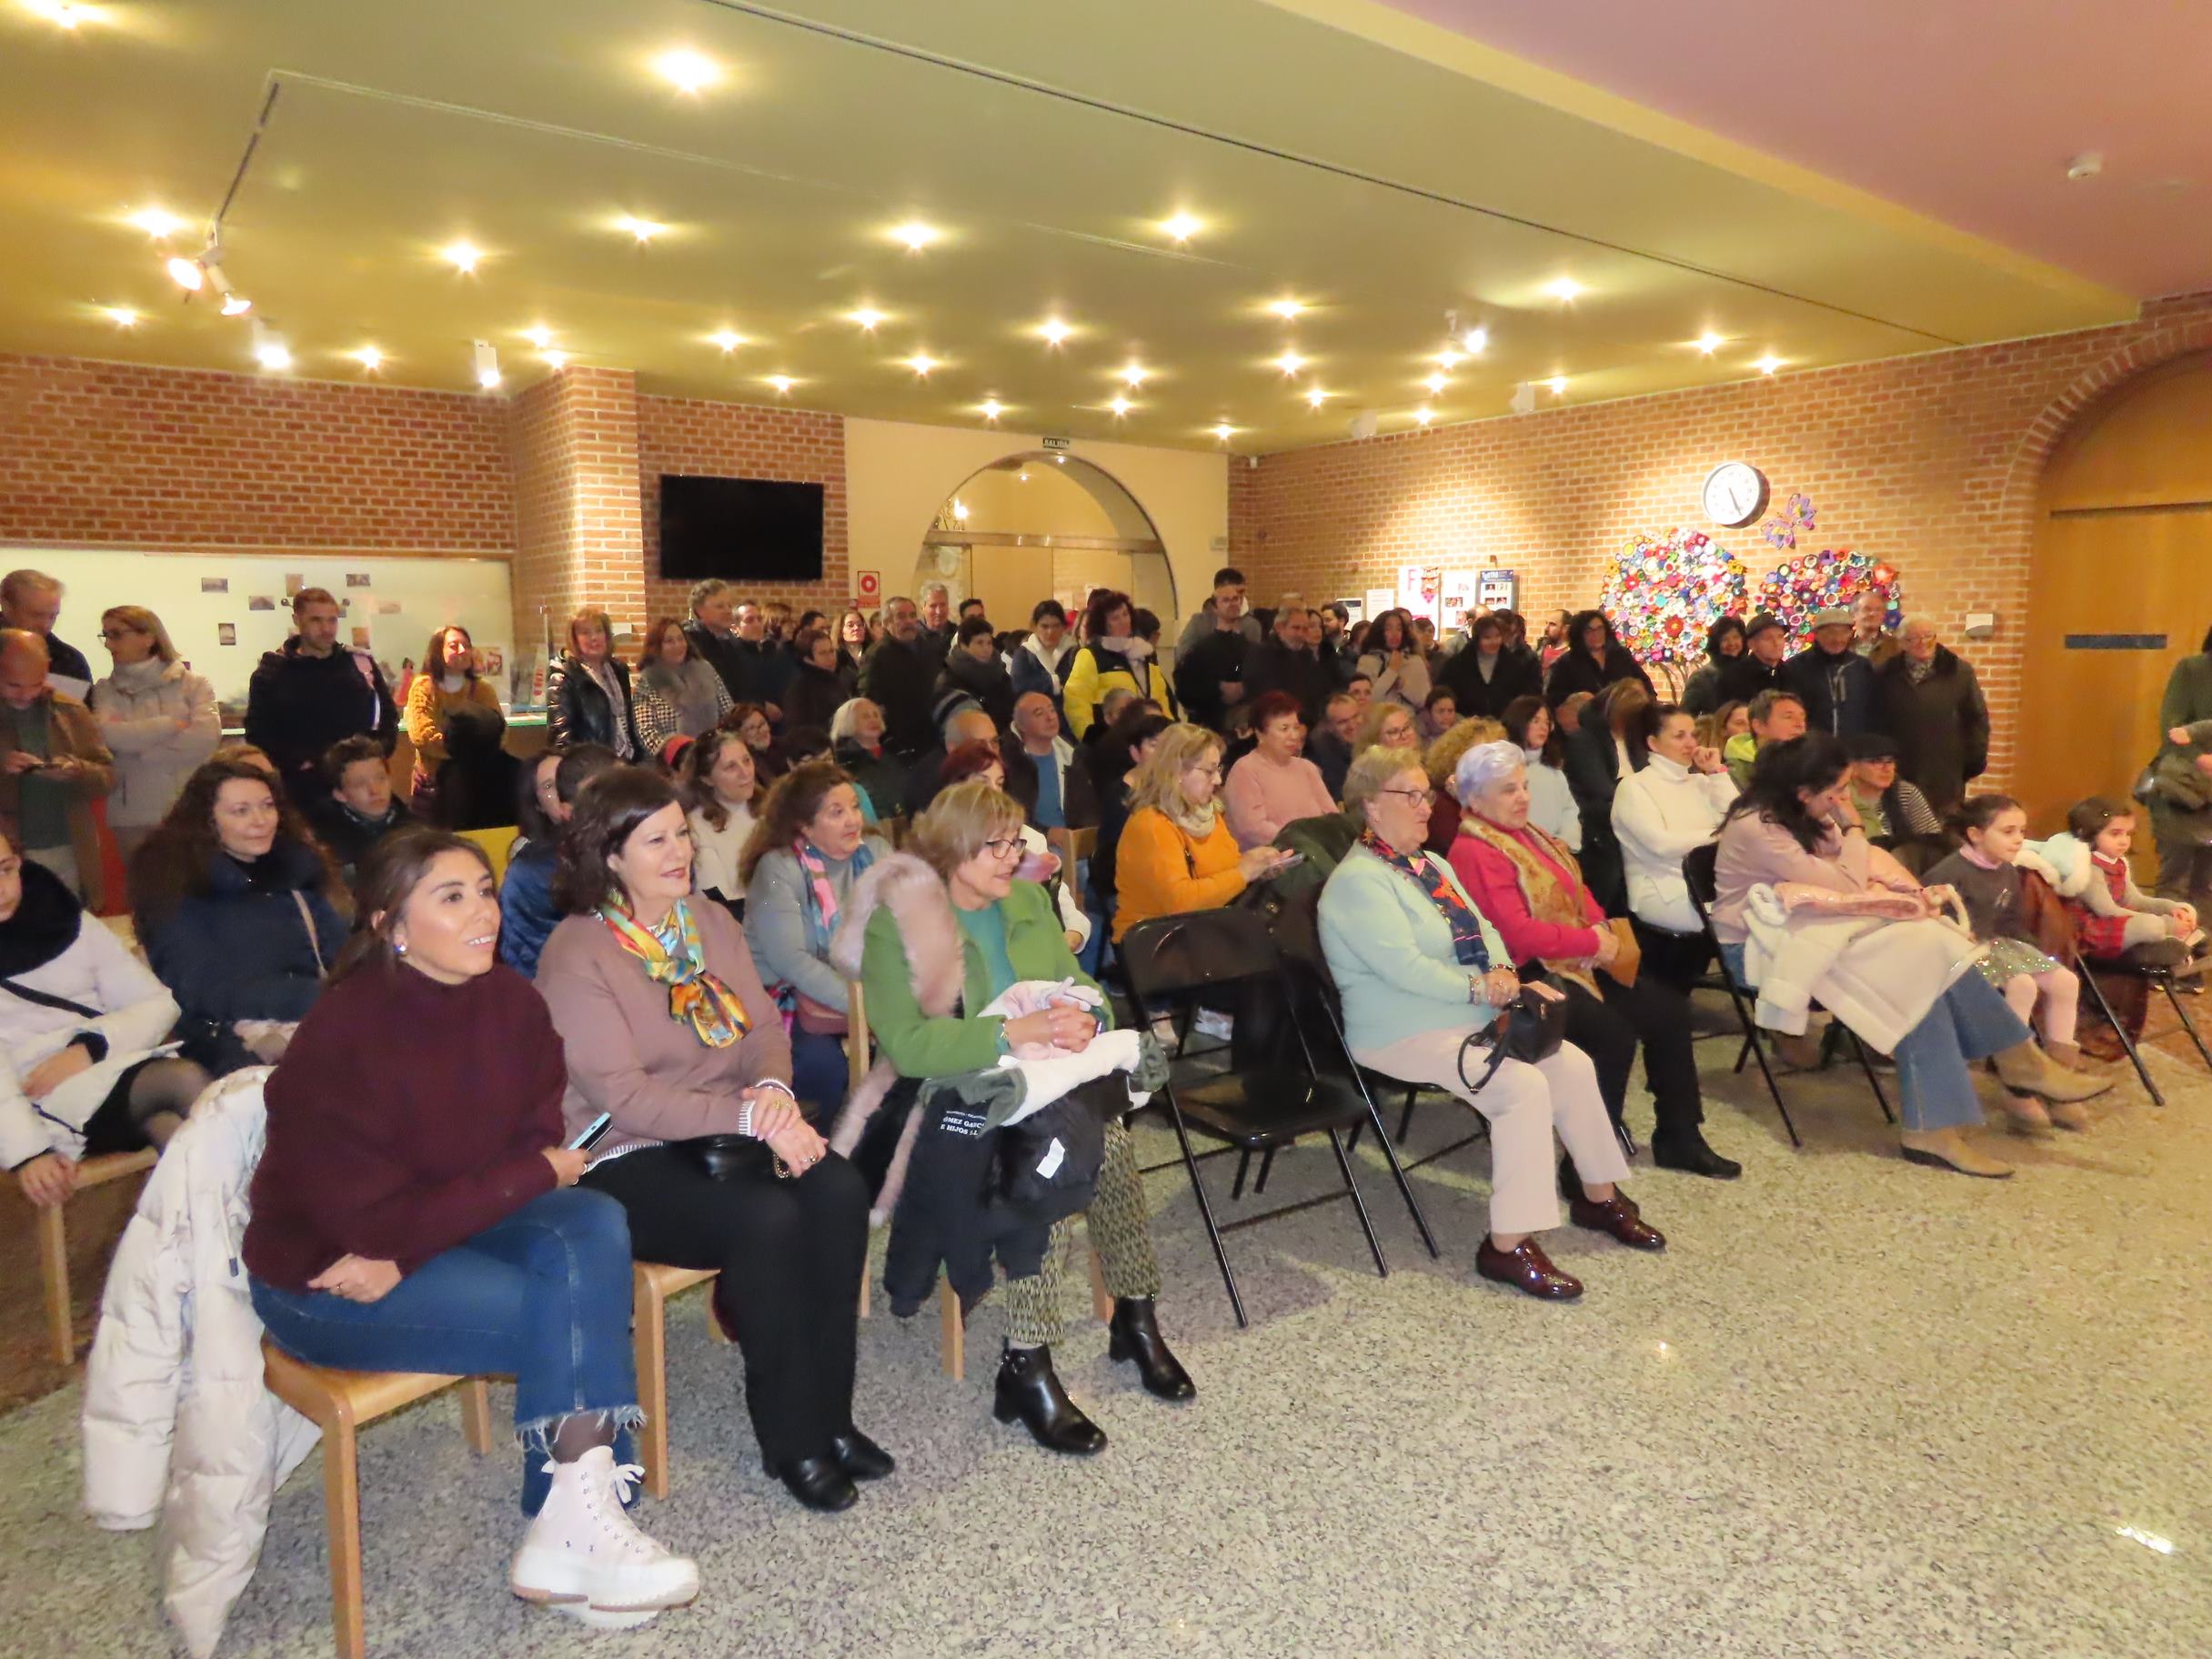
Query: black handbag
991,1083,1108,1217
1454,980,1569,1097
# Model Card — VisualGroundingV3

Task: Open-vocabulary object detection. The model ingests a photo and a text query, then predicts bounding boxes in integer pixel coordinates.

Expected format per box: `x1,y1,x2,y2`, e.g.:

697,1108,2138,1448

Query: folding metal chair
2073,945,2212,1108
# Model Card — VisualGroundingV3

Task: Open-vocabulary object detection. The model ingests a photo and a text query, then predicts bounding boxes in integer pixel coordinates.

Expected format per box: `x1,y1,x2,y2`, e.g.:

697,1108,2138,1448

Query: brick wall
637,394,850,628
0,353,511,553
506,367,648,648
1234,291,2212,789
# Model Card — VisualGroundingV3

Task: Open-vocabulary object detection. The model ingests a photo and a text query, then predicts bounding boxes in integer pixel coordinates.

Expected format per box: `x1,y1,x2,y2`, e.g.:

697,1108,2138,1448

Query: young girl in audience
2033,798,2207,973
1924,798,2093,1127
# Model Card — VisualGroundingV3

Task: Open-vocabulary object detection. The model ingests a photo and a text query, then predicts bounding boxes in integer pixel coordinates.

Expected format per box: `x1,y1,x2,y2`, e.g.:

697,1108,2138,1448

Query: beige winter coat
91,659,221,829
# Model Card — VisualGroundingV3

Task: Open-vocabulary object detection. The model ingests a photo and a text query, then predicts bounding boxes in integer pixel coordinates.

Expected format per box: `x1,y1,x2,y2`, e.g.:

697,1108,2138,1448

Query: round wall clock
1702,461,1769,528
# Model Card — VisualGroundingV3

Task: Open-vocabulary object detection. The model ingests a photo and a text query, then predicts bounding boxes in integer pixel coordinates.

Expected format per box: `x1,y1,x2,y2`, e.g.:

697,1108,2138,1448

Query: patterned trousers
1003,1117,1161,1346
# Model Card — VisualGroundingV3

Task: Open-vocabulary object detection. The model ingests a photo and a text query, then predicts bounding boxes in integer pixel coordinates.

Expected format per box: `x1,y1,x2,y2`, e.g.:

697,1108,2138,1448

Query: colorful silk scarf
1360,830,1490,970
599,897,751,1048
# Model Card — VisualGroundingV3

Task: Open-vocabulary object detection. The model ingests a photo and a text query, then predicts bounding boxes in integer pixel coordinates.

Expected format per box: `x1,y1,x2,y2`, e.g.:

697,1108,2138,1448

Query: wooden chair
457,824,519,884
258,1341,498,1659
878,813,909,850
36,1149,157,1362
629,1262,731,1500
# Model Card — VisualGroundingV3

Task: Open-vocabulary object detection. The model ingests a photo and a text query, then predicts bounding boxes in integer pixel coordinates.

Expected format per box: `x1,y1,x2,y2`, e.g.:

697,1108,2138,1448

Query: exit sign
1041,436,1071,451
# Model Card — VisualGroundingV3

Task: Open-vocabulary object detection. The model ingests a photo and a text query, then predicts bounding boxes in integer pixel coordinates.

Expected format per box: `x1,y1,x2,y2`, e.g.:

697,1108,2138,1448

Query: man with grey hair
0,568,92,686
681,577,752,706
1873,615,1987,814
860,594,936,758
916,582,956,660
905,702,997,816
0,629,116,903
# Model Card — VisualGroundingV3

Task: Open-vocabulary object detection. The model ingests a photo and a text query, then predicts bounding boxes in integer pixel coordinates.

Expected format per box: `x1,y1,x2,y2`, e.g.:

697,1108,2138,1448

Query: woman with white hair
90,605,219,859
1448,740,1739,1180
830,697,907,819
1319,746,1664,1302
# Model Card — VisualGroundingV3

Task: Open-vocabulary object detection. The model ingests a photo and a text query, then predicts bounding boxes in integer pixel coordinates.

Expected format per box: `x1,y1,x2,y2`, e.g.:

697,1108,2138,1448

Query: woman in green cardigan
834,779,1191,1454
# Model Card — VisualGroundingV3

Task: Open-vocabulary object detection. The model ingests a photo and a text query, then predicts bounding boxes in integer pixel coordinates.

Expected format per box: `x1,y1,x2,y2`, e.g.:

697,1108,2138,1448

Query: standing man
1244,606,1332,727
681,578,751,705
916,583,957,660
244,587,397,813
1176,567,1263,659
1000,690,1097,831
860,595,937,758
1853,588,1901,668
1173,590,1252,734
731,600,789,720
0,630,115,904
1875,617,1988,816
0,568,94,688
1717,611,1791,706
1784,607,1879,738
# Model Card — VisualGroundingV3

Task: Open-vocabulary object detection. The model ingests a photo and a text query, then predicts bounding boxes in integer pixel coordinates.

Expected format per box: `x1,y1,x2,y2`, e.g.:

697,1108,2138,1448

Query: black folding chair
2072,946,2212,1107
1681,843,1895,1147
1118,909,1420,1326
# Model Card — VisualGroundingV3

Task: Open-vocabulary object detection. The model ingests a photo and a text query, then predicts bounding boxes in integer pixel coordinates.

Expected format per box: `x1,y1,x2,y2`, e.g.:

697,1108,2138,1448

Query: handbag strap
0,976,102,1021
290,890,327,977
1453,1012,1512,1098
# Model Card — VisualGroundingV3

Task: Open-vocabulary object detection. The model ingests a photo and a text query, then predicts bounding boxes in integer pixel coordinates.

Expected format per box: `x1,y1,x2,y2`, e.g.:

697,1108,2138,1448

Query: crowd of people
12,557,2212,1636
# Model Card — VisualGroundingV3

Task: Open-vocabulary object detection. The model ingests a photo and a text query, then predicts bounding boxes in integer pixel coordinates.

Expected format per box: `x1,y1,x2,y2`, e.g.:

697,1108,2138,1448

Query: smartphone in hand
568,1112,613,1152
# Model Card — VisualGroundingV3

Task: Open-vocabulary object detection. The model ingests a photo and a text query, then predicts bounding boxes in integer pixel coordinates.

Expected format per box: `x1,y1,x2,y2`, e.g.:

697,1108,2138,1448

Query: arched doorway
2016,353,2212,843
908,453,1178,631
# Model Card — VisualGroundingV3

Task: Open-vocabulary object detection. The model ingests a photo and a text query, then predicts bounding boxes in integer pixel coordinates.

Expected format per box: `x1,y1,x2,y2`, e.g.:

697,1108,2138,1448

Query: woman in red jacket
246,829,700,1633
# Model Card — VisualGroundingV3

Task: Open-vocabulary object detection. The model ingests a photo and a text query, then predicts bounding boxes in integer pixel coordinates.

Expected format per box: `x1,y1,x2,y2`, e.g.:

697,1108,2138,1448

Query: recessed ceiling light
522,326,555,349
26,1,96,28
1017,469,1029,482
126,207,185,239
541,350,568,370
1269,298,1304,320
1161,212,1202,242
1053,455,1065,465
891,221,939,252
1274,350,1305,375
351,347,384,372
441,241,481,275
980,398,1003,421
1305,387,1327,408
1413,407,1435,427
1435,349,1461,369
1110,397,1131,417
103,307,138,327
1463,327,1488,353
1212,422,1236,442
164,255,204,291
850,307,887,330
1424,372,1448,394
1695,332,1724,355
1121,363,1151,387
1038,317,1074,347
614,215,666,243
253,323,291,372
653,47,723,94
1755,354,1783,375
1545,376,1568,394
907,354,937,377
765,375,795,395
709,329,743,352
1548,278,1584,302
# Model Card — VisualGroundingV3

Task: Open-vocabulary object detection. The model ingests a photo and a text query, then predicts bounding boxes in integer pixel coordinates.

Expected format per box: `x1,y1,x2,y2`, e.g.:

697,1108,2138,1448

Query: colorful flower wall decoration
1761,491,1817,550
1755,550,1904,652
1599,528,1751,669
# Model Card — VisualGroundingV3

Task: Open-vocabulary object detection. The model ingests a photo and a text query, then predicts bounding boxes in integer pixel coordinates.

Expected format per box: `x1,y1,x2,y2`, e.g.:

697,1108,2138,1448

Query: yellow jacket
1111,805,1245,941
1061,644,1177,739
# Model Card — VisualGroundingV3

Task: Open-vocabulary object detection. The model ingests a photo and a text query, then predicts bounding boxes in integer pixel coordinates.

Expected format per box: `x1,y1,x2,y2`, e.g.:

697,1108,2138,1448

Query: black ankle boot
992,1343,1107,1454
1107,1297,1195,1401
829,1426,896,1481
763,1453,858,1513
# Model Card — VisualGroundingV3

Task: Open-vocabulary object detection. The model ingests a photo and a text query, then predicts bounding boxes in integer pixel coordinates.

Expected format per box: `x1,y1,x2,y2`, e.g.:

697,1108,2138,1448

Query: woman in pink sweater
1223,691,1338,850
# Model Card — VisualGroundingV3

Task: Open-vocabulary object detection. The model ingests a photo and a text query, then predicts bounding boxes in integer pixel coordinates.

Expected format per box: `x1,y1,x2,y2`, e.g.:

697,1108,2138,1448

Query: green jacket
2150,655,2212,814
1270,808,1363,900
860,878,1111,1079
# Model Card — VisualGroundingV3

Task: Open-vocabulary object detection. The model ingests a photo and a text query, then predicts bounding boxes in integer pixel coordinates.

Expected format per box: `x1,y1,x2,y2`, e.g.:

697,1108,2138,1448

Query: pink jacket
1711,813,1872,943
1222,752,1337,850
1446,822,1604,964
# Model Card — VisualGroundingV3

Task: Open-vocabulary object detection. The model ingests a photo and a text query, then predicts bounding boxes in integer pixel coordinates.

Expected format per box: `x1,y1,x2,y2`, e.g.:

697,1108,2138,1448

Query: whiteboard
22,550,513,716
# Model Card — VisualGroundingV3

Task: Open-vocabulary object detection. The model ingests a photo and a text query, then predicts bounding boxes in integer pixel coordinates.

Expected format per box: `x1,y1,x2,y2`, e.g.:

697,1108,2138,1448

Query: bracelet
736,1099,754,1139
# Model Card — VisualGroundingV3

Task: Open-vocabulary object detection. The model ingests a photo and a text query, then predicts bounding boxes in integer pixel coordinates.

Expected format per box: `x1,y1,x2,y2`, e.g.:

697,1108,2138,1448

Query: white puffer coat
89,658,220,830
82,1068,319,1659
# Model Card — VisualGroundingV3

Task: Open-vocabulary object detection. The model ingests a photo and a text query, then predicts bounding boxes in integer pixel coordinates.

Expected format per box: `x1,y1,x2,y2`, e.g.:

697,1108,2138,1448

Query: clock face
1702,462,1769,528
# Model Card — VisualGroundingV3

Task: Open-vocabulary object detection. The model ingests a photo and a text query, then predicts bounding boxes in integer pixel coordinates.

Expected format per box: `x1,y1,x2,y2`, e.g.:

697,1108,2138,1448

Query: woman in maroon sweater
246,829,701,1633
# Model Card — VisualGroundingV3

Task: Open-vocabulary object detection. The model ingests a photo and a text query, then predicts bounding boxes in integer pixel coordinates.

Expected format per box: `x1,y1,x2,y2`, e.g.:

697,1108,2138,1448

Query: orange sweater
1111,806,1247,941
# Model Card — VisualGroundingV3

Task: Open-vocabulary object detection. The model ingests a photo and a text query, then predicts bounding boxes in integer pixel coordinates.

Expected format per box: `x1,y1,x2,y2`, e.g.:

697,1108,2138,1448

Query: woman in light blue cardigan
1319,746,1663,1302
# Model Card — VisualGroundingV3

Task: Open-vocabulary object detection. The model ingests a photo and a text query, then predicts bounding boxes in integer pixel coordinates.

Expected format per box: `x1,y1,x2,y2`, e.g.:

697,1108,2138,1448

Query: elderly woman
536,768,880,1513
89,604,219,860
740,761,890,1114
1353,698,1422,758
830,697,906,818
633,616,735,759
1319,747,1662,1301
1223,690,1336,850
1611,701,1737,990
1447,740,1738,1178
1713,736,2106,1178
1113,722,1295,943
842,780,1192,1452
547,608,642,759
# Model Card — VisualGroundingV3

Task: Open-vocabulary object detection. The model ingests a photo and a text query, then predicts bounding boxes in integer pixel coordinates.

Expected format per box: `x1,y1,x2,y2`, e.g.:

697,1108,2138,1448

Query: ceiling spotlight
1424,372,1448,394
1463,327,1488,353
1274,350,1305,376
765,375,795,395
473,339,501,390
1212,422,1236,442
351,347,384,372
1413,407,1435,427
251,321,290,371
1269,298,1304,320
1548,277,1584,302
1435,349,1461,369
165,255,205,291
104,307,138,327
1695,332,1724,355
522,326,555,349
1110,397,1131,417
1755,354,1783,375
442,241,481,275
849,307,886,330
709,329,743,352
127,207,185,239
1545,375,1568,394
654,47,723,94
951,498,970,522
219,292,252,317
615,215,666,244
1305,387,1327,408
891,221,939,252
1160,212,1202,242
906,354,937,377
542,350,568,370
1121,364,1151,387
1038,317,1073,347
980,398,1003,422
26,1,95,27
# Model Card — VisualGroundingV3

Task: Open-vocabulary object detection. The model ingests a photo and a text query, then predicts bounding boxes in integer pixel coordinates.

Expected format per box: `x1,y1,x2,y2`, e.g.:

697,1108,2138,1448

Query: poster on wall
1477,568,1519,613
1362,587,1395,622
1394,564,1443,626
1439,569,1478,626
1334,596,1367,625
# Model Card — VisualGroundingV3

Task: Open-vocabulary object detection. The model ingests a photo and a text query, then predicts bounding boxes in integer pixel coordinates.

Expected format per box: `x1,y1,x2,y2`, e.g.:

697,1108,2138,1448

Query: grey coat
742,836,891,1012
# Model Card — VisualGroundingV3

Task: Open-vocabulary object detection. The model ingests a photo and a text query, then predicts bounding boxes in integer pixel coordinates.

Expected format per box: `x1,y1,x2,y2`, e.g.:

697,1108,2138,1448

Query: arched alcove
907,451,1179,629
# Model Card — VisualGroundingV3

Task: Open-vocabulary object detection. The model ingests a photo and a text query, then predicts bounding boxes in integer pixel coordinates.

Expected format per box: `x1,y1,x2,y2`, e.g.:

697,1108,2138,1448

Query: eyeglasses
1376,787,1433,805
1186,763,1224,780
980,836,1023,860
97,628,141,640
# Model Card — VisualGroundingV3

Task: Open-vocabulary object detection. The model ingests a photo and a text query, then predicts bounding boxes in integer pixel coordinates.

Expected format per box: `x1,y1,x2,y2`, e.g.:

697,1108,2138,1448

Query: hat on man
1845,730,1901,762
1811,607,1855,630
1744,612,1786,641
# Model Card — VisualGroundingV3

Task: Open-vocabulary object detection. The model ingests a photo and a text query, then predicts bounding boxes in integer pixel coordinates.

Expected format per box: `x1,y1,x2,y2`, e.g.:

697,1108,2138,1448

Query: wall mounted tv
658,474,825,582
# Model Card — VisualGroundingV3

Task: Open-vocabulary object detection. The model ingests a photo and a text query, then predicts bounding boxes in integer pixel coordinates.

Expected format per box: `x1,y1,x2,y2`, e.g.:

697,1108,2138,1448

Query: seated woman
1713,737,2106,1178
501,745,618,980
536,768,880,1513
633,616,735,760
1418,685,1460,742
1449,740,1739,1180
681,728,764,916
0,830,207,1211
1843,731,1944,844
1222,691,1336,850
830,698,906,817
724,702,788,785
1353,698,1423,759
1611,701,1737,989
1421,716,1506,854
1112,722,1296,945
935,741,1091,950
741,760,890,1114
843,779,1192,1452
1695,699,1752,761
131,757,346,1075
1319,747,1660,1302
246,829,699,1628
1502,695,1581,854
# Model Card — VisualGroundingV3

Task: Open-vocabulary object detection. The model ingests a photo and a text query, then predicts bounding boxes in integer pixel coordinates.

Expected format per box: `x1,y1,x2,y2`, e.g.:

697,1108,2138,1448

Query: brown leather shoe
1568,1191,1667,1251
1475,1237,1584,1300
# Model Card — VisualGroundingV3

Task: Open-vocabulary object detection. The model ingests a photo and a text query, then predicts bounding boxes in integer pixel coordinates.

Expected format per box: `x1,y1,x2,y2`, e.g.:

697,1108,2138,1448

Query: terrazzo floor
4,1014,2207,1659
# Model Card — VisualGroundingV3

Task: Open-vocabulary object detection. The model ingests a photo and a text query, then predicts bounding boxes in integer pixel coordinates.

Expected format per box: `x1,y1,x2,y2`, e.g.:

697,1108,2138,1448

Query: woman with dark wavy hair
1059,588,1175,739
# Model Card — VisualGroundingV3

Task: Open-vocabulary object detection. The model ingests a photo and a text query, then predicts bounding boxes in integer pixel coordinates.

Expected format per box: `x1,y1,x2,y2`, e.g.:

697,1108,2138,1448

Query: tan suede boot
1899,1129,2013,1178
1996,1091,2053,1135
2043,1040,2094,1072
2046,1099,2093,1131
1992,1041,2112,1104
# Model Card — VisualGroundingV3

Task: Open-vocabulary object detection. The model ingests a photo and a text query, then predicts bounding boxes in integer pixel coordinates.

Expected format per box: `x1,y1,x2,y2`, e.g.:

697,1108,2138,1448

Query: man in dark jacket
1440,613,1543,720
245,587,398,812
1242,607,1332,727
0,568,93,685
1875,618,1988,814
1173,599,1252,733
916,583,958,661
1716,612,1791,707
935,617,1014,731
860,596,938,759
310,734,414,880
1784,607,1879,738
1543,609,1652,709
681,578,754,706
730,600,793,718
1304,691,1360,800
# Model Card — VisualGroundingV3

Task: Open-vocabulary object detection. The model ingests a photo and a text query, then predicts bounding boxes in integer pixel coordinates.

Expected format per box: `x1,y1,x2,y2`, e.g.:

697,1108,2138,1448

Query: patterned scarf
1360,830,1489,970
1455,816,1597,995
795,835,874,960
599,897,751,1047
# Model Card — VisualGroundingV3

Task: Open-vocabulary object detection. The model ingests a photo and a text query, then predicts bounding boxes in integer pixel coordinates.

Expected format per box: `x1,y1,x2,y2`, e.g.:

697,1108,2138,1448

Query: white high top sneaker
511,1447,700,1629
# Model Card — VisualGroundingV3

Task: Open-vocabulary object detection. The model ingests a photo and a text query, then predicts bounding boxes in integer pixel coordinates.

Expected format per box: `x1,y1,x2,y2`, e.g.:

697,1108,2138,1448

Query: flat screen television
658,474,825,582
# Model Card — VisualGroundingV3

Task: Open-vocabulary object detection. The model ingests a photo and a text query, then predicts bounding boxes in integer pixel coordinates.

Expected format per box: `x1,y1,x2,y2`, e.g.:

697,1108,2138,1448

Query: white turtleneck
1613,750,1739,933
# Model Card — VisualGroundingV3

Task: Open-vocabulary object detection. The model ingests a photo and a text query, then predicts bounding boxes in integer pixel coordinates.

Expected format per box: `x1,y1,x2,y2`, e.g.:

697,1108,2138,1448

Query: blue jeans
1721,942,2030,1131
251,1185,640,1514
789,1029,850,1116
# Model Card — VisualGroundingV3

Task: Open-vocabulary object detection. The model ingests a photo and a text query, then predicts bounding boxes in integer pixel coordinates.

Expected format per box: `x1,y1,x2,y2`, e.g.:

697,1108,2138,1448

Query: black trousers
1557,974,1704,1138
1630,917,1714,997
585,1145,869,1466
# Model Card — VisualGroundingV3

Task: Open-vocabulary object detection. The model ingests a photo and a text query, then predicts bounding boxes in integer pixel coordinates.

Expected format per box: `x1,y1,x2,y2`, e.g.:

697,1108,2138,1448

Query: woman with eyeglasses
90,606,219,860
1111,722,1296,944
